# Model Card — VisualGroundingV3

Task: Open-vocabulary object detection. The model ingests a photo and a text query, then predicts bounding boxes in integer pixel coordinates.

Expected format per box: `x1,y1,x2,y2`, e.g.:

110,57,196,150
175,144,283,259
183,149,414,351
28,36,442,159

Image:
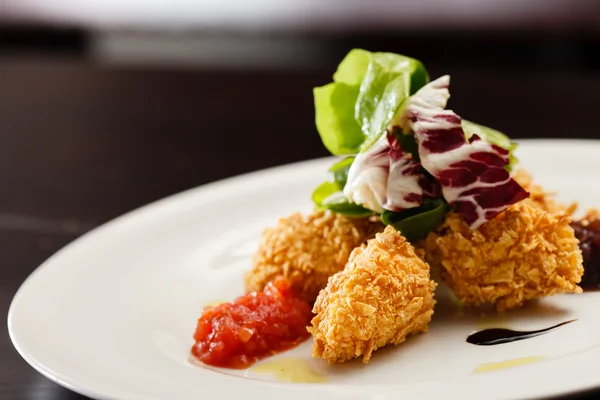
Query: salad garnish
312,49,529,239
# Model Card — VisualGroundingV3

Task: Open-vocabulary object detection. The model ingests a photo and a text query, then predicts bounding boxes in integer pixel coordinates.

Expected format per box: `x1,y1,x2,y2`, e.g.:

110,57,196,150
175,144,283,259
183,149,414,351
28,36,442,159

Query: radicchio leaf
343,132,437,213
402,75,530,229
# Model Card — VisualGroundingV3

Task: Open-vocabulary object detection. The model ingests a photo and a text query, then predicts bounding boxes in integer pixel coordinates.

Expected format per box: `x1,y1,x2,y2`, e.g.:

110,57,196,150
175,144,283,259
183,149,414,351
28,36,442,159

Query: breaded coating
423,199,584,311
245,210,383,301
308,226,437,364
512,169,577,215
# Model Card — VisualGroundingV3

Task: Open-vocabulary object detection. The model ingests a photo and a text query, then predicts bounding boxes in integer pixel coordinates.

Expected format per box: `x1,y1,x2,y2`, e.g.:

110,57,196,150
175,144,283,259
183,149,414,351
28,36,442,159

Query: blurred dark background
1,1,600,399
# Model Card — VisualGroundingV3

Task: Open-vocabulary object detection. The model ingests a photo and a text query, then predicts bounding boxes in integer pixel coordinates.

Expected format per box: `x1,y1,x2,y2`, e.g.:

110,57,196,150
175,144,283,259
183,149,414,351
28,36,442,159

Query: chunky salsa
191,277,313,369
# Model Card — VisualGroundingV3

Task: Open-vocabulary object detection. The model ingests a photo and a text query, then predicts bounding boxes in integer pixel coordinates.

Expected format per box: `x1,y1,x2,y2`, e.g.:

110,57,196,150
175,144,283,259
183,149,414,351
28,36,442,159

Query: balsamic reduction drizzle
466,319,577,346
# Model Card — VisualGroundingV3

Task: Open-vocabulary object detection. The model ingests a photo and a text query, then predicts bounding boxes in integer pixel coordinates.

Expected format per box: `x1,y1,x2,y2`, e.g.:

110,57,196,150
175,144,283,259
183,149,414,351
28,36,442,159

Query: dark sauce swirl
467,319,577,346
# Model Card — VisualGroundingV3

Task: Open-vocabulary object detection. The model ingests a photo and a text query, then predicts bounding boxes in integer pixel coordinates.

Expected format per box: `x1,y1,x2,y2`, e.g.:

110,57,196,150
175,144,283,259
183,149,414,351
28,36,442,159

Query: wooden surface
1,34,600,398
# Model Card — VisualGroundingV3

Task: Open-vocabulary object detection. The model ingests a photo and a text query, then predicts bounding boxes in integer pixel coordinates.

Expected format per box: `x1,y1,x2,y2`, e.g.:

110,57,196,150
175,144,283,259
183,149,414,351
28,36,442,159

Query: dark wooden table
1,30,600,399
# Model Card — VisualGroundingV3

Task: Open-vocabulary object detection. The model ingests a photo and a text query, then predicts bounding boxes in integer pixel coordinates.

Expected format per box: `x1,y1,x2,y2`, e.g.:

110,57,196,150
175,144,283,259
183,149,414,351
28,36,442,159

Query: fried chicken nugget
308,225,437,364
245,210,383,301
423,199,583,311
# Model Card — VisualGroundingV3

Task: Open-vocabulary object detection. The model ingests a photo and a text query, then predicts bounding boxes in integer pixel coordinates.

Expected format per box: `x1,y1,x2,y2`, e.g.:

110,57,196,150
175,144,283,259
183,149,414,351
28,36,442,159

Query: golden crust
308,226,437,364
423,198,583,311
245,210,383,301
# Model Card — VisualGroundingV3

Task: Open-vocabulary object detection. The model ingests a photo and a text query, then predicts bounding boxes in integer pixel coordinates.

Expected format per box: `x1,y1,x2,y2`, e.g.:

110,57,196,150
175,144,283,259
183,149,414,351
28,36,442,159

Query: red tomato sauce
191,277,313,369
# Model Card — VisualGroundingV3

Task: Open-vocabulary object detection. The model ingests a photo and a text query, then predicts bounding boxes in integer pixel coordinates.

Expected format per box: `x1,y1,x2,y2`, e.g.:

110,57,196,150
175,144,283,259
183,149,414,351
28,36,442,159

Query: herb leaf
329,156,355,187
312,159,374,218
381,198,449,242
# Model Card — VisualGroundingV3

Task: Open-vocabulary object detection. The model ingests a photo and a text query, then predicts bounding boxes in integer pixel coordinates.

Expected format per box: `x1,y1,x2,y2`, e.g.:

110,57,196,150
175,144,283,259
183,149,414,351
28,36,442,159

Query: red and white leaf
402,75,529,229
343,133,432,213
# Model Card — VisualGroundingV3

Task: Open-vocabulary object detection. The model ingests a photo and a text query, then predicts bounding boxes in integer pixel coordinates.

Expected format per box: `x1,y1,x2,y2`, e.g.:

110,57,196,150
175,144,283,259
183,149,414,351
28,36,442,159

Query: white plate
8,139,600,400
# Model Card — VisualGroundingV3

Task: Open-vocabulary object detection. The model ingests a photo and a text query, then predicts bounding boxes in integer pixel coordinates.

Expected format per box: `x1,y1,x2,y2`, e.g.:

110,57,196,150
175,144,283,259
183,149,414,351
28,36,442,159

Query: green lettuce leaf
311,157,354,207
381,198,450,242
321,194,375,218
356,53,429,151
462,120,519,171
314,83,364,155
312,181,340,207
311,181,373,218
329,156,354,186
333,49,371,86
314,49,429,156
311,157,373,218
